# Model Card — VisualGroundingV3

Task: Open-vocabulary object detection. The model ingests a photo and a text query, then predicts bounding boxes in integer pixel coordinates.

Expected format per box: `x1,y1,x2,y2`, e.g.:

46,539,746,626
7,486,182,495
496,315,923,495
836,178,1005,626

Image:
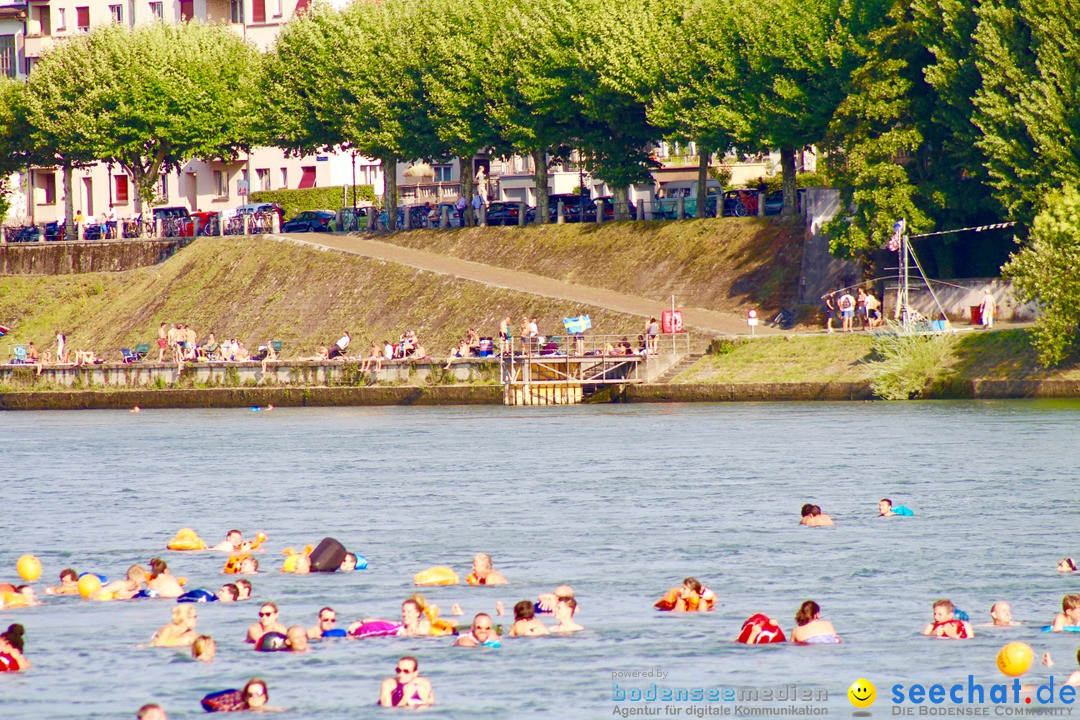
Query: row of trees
1,0,1078,247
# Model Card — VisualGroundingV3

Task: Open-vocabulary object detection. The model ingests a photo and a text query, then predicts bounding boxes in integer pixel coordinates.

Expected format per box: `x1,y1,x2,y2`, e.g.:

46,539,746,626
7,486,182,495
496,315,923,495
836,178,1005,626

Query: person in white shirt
328,332,351,360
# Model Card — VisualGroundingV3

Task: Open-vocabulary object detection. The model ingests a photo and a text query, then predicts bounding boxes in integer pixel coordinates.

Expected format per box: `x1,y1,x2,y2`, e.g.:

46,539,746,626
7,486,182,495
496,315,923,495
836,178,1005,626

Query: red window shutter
179,0,193,20
298,167,316,189
115,176,129,203
294,0,310,13
76,6,89,28
251,0,265,23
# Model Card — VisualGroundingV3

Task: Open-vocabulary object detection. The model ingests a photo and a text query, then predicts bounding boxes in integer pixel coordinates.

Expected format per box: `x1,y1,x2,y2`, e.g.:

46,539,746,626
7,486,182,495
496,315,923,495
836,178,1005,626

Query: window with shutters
0,36,13,78
251,0,265,23
76,6,90,30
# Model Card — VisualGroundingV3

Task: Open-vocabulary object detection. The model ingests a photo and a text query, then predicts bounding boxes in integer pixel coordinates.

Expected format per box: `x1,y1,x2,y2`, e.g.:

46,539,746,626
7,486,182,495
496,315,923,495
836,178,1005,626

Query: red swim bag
736,614,786,644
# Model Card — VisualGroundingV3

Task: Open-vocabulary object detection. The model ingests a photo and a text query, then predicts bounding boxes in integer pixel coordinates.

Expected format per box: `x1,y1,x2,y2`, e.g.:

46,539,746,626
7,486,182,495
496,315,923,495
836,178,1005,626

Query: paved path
274,232,768,336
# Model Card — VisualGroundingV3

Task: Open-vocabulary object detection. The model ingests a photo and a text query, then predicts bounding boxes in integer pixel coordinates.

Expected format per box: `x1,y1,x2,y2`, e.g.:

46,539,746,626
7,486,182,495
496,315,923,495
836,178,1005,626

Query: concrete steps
651,352,705,384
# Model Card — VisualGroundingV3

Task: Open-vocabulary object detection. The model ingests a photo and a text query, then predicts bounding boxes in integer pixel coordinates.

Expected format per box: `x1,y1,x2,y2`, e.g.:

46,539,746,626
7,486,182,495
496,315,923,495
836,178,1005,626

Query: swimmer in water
308,607,338,639
1058,558,1077,573
240,678,282,712
137,703,166,720
1035,649,1080,689
790,600,841,644
284,626,308,652
1050,594,1080,632
399,599,432,637
13,585,38,607
379,655,434,707
509,599,549,637
151,605,199,647
238,556,259,575
147,558,184,599
536,585,575,614
340,553,358,572
468,552,508,585
878,498,897,516
217,584,239,603
989,601,1021,627
235,579,252,600
454,613,501,647
95,564,147,600
922,598,974,639
191,635,215,662
550,596,584,633
45,568,80,596
0,623,30,671
247,603,287,645
212,530,244,553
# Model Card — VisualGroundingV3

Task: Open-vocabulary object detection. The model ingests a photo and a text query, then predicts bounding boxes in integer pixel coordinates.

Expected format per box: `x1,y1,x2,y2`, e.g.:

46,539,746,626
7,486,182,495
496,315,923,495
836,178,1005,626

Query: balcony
23,33,55,58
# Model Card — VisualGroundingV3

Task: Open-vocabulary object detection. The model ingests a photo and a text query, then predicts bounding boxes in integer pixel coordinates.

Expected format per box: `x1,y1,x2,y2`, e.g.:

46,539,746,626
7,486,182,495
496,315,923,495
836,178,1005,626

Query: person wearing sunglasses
378,656,433,707
307,607,346,639
246,603,287,644
453,613,501,647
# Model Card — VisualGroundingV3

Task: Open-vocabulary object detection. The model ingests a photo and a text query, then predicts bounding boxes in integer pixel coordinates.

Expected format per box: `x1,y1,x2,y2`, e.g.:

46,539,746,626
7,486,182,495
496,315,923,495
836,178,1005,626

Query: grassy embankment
379,216,805,314
0,236,650,361
0,218,806,362
674,329,1080,385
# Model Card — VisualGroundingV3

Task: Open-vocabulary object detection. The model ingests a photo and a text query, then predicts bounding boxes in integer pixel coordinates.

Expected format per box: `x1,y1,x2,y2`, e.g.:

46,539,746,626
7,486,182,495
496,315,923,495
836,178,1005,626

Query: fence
0,211,281,243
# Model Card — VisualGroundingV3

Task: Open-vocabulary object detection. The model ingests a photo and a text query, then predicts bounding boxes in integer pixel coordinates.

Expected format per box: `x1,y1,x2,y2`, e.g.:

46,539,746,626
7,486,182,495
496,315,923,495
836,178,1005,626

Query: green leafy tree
26,22,259,231
973,0,1080,224
0,79,42,221
1003,186,1080,367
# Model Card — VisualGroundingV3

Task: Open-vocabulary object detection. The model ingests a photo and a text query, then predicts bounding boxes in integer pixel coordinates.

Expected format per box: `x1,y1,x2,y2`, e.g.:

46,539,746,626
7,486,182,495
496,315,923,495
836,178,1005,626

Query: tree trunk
781,146,797,217
383,155,398,231
614,186,629,221
459,154,474,227
62,162,74,240
532,149,548,224
695,147,709,219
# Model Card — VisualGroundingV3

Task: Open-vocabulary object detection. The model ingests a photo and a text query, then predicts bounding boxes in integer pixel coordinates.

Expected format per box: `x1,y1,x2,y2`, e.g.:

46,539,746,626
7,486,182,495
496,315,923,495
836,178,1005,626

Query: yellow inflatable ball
997,642,1035,677
16,554,42,582
77,574,102,599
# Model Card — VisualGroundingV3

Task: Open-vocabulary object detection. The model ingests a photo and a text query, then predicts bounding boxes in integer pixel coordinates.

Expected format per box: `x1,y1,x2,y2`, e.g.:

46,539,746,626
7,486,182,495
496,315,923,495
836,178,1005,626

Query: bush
1003,185,1080,367
869,327,955,400
250,185,376,220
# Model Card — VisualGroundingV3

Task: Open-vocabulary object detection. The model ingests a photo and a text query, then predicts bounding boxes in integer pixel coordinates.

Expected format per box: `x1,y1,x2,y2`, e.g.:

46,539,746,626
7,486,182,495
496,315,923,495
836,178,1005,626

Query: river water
1,401,1079,719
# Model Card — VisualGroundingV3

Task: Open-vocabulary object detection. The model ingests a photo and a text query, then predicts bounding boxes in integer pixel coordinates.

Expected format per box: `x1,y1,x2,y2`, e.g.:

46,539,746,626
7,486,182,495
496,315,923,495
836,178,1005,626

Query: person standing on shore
823,292,837,333
980,288,996,329
837,289,856,332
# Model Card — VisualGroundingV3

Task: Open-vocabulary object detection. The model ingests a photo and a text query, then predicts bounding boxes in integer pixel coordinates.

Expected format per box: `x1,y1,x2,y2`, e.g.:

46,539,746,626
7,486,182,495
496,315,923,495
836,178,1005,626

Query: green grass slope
378,217,804,312
0,237,646,360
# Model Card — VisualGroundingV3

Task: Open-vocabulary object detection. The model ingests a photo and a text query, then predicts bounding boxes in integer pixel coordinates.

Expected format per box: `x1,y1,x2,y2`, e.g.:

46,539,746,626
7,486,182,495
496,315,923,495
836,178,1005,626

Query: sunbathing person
360,344,383,373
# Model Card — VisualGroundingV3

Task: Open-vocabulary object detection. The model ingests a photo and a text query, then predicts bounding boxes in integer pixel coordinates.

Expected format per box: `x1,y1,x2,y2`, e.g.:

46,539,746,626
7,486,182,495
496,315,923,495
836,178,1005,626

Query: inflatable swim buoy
177,588,218,603
0,591,29,608
422,604,458,636
0,652,23,672
997,642,1034,677
654,587,716,612
356,554,368,570
1041,625,1080,632
893,506,914,516
280,544,314,573
255,631,288,651
77,574,103,599
466,573,484,586
249,532,268,551
201,689,245,713
654,588,680,611
736,614,787,644
309,537,346,572
321,628,348,638
16,554,42,582
223,553,248,575
132,589,159,599
0,583,14,595
167,528,207,551
413,566,459,586
349,620,402,639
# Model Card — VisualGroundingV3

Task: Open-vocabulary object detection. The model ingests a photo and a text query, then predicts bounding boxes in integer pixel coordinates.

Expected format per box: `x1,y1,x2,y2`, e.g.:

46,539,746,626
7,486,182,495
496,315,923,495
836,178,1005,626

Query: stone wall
0,238,192,274
797,187,861,306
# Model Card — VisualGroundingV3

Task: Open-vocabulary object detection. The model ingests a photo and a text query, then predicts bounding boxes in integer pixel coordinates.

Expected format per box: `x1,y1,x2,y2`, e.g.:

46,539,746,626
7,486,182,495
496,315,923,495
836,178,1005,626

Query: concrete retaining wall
897,278,1038,323
0,238,192,274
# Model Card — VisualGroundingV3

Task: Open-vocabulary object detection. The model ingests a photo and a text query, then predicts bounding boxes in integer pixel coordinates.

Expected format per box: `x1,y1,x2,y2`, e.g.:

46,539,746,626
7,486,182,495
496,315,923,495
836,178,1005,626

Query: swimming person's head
795,601,820,625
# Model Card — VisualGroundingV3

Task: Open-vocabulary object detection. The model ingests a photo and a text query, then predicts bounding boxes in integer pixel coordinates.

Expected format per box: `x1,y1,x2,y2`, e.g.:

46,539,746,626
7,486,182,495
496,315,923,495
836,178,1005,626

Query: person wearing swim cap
1051,594,1080,632
379,656,433,707
247,603,287,644
454,613,501,647
990,601,1021,627
467,553,508,585
922,599,974,638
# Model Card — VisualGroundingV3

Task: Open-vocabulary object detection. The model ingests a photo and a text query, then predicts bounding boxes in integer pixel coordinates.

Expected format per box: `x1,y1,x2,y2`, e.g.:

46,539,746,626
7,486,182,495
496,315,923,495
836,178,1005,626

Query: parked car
231,202,285,225
656,193,719,219
282,209,337,232
152,206,196,237
525,193,593,223
763,188,806,216
427,202,463,228
190,210,220,236
592,196,637,221
484,201,527,226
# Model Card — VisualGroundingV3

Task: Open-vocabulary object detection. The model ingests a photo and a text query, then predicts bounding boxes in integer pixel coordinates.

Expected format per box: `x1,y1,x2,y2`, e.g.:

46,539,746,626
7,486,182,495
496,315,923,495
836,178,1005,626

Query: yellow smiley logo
848,678,876,708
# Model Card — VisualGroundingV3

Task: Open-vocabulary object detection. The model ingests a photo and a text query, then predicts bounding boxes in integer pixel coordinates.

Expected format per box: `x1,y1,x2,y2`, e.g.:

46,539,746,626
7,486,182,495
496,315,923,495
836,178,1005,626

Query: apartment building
2,0,412,224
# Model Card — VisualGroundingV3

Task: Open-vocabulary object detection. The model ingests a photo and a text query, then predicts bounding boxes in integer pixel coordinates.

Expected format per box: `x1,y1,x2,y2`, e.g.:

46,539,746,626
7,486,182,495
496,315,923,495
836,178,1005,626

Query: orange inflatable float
413,566,459,586
654,579,717,612
167,528,207,551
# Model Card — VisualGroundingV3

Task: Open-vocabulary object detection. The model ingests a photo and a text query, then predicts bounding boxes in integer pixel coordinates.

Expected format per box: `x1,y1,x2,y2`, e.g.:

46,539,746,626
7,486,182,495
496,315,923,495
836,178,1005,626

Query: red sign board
662,310,683,334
